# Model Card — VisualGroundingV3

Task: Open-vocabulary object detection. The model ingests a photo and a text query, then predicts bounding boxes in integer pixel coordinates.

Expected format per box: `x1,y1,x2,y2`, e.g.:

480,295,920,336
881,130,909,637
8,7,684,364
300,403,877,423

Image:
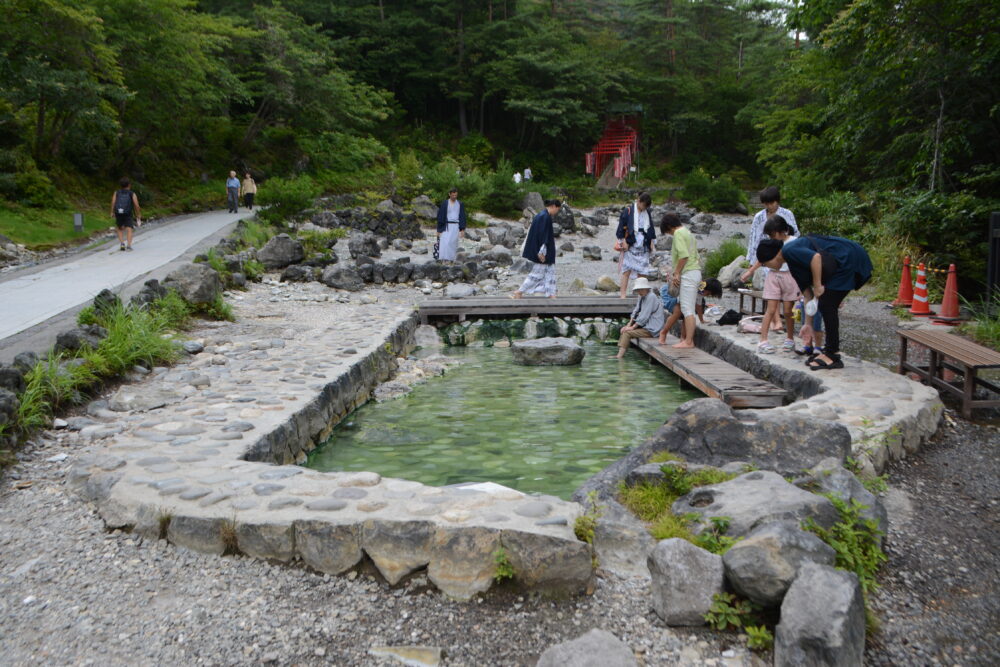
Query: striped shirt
747,206,798,271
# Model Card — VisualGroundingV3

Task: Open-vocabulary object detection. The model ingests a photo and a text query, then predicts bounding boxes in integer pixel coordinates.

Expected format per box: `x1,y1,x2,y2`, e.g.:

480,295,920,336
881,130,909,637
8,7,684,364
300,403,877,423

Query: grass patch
195,293,235,322
618,463,738,554
298,228,347,256
237,219,276,249
958,291,1000,350
0,201,109,249
243,258,265,282
649,450,685,464
702,237,746,278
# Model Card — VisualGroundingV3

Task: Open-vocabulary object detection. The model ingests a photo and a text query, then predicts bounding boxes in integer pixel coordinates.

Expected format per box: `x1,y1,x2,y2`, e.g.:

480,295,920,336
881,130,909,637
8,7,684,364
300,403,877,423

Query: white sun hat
632,277,653,292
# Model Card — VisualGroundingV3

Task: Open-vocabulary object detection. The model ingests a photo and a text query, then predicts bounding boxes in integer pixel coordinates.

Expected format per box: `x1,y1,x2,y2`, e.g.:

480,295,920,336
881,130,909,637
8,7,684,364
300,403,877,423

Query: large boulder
410,195,438,219
521,191,545,213
0,364,26,394
444,283,477,299
164,263,223,305
648,539,724,626
54,324,108,353
798,458,888,541
647,398,848,476
511,338,585,366
595,275,618,292
722,520,836,607
536,629,638,667
774,562,866,667
553,203,576,232
130,279,168,309
375,199,402,215
257,234,305,269
320,266,363,292
581,246,602,261
672,470,840,538
280,265,315,283
717,254,746,287
486,225,513,249
483,246,513,266
348,231,381,259
0,387,19,429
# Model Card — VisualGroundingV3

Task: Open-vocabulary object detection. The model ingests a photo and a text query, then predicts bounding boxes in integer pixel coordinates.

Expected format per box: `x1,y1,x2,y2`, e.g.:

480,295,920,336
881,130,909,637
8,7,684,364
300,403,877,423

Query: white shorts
679,270,701,317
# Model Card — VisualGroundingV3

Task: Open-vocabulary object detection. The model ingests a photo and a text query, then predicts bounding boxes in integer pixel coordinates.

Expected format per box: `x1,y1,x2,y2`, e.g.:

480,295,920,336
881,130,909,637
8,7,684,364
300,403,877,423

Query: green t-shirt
671,226,700,273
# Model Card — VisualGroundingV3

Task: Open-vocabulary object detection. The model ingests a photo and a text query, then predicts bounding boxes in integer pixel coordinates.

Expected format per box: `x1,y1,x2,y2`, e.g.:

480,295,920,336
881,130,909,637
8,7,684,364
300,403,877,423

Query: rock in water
595,275,618,292
536,629,638,667
510,338,585,366
774,562,865,667
722,520,836,606
648,538,724,626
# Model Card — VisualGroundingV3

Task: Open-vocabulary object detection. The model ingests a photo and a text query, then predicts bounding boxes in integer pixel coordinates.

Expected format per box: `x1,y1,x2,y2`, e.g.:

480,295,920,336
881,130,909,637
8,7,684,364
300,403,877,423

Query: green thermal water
305,345,699,498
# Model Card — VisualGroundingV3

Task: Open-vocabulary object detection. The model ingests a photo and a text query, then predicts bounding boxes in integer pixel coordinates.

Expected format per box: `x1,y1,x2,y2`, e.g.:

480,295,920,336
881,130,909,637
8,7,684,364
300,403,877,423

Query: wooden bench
738,289,766,317
898,328,1000,418
418,296,636,324
633,336,788,408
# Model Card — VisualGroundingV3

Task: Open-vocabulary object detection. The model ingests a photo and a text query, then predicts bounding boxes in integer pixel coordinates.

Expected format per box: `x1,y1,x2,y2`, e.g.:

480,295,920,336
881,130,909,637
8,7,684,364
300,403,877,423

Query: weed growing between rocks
618,464,738,554
804,495,886,596
702,238,746,279
573,491,603,568
297,228,347,256
959,290,1000,349
493,547,515,582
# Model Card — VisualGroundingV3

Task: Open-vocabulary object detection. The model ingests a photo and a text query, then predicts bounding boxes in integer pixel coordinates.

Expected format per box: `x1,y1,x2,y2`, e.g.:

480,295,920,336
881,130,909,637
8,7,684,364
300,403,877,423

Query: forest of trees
1,0,997,289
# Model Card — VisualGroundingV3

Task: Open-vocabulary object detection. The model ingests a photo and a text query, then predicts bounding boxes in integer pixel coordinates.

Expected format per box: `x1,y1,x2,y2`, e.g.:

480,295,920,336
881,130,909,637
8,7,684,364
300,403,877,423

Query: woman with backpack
109,177,141,252
755,226,872,370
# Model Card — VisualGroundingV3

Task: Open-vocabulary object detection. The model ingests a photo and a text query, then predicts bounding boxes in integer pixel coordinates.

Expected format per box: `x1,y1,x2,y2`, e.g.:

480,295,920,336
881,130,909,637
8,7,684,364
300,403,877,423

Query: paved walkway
0,209,252,341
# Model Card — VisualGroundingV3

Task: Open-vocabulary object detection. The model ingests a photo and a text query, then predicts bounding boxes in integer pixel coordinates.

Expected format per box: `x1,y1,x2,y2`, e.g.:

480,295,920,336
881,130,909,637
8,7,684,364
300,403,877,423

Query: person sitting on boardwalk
512,199,560,299
661,213,701,349
435,187,466,262
616,192,657,299
616,277,664,359
755,232,872,370
110,177,141,252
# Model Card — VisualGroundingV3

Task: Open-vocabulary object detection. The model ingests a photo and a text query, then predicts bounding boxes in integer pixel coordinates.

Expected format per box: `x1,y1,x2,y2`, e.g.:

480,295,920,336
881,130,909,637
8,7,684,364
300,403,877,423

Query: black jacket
436,199,467,233
616,204,656,251
522,211,556,265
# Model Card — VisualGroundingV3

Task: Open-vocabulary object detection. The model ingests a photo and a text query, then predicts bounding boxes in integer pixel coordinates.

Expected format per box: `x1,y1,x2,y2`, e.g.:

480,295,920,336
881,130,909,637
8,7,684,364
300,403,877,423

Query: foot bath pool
305,345,699,498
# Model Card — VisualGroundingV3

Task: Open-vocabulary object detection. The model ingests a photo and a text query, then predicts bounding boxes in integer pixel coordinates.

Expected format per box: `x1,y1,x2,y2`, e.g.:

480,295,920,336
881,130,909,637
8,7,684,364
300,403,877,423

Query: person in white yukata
615,192,656,299
435,187,466,262
512,199,560,299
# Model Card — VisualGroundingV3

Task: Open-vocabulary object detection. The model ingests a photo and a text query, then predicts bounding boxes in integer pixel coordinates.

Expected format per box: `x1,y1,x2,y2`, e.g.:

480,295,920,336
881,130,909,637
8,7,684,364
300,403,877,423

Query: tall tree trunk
737,39,743,79
34,97,47,161
666,0,676,68
377,0,385,22
488,0,493,22
930,88,945,192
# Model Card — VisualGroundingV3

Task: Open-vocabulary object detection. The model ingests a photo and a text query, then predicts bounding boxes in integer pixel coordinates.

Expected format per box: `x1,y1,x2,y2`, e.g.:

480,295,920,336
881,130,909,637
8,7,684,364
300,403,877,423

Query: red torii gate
585,115,640,181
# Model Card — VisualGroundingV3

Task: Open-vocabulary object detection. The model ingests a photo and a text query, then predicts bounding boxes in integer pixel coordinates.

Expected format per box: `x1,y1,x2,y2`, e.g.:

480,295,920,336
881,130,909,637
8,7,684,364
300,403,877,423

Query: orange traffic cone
892,256,914,307
909,263,932,316
933,264,962,324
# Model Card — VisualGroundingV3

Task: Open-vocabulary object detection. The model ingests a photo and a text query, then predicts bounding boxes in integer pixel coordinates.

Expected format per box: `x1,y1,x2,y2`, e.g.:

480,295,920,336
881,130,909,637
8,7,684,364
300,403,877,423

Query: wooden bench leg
962,366,975,420
898,336,908,375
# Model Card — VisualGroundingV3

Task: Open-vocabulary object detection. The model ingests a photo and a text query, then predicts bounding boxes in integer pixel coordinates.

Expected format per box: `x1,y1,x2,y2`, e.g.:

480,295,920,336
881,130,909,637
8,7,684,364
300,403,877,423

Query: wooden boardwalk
633,336,788,408
418,296,637,324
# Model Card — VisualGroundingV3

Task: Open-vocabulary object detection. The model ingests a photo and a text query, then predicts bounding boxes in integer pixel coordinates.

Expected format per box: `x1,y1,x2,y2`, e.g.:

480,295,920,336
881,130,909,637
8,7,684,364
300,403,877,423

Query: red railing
585,117,640,180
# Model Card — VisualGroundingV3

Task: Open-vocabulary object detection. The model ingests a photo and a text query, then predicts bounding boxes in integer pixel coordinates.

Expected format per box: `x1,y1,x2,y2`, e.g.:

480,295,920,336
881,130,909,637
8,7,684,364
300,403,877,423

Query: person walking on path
755,233,872,370
523,167,533,181
435,187,467,262
110,177,141,252
512,199,560,299
661,213,701,349
615,192,656,298
615,277,664,358
741,186,799,341
240,172,257,210
226,171,240,213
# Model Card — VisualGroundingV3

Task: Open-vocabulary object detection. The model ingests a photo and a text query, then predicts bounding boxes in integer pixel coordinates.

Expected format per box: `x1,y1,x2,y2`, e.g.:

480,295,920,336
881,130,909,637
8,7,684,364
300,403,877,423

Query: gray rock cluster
309,201,423,242
257,233,305,269
163,263,223,305
511,337,585,366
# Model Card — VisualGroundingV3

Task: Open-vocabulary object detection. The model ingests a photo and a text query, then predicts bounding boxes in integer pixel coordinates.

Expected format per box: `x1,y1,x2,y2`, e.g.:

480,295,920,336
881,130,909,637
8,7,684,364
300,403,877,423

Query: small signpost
73,212,84,233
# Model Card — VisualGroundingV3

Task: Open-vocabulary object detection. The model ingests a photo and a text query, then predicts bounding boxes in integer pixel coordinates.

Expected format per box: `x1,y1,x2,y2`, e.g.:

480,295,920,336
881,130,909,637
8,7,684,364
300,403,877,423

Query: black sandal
808,355,843,371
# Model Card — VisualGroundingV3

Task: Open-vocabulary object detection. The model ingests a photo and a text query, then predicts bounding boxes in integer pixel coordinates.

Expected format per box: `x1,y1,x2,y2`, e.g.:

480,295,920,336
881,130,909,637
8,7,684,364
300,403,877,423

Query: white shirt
447,199,461,222
513,172,522,184
524,168,532,180
748,205,798,272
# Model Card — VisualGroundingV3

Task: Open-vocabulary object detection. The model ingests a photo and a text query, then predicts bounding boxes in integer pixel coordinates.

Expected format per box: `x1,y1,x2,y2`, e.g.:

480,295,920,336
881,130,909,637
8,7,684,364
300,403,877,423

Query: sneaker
120,243,126,252
757,341,776,354
783,339,795,351
126,246,133,251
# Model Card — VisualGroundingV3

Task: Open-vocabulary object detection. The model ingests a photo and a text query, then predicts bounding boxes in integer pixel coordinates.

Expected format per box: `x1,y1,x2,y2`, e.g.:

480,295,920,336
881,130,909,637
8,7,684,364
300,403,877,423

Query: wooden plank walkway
633,336,788,408
418,296,637,324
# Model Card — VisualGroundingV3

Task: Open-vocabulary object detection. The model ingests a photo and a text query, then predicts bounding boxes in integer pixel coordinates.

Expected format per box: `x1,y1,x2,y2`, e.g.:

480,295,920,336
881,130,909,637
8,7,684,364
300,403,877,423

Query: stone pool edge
69,310,593,601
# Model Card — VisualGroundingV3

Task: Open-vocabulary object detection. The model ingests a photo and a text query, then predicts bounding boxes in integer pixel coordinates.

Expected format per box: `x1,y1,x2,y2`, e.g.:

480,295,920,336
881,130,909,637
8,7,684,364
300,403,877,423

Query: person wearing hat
755,232,872,370
615,277,665,359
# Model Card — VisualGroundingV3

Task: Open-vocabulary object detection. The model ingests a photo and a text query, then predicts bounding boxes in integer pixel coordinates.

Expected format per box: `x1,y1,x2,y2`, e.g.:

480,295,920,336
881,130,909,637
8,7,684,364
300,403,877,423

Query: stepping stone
198,491,234,507
259,468,302,480
268,497,304,510
179,488,211,501
231,499,258,510
253,483,285,496
159,485,188,496
332,488,367,500
305,498,348,512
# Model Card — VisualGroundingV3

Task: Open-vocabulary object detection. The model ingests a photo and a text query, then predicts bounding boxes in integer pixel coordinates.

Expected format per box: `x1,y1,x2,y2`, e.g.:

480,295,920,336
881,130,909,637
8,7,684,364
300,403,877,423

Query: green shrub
682,168,746,212
92,302,181,375
256,175,320,224
480,158,522,217
959,291,1000,349
704,592,761,631
493,547,515,582
196,293,235,322
702,238,747,278
803,495,886,595
242,258,265,282
77,305,99,326
237,219,275,249
298,228,347,256
150,290,193,330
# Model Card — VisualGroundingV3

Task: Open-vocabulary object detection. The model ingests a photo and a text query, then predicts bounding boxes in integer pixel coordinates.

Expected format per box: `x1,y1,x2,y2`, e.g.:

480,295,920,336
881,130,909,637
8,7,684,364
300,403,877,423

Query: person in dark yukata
512,199,560,299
